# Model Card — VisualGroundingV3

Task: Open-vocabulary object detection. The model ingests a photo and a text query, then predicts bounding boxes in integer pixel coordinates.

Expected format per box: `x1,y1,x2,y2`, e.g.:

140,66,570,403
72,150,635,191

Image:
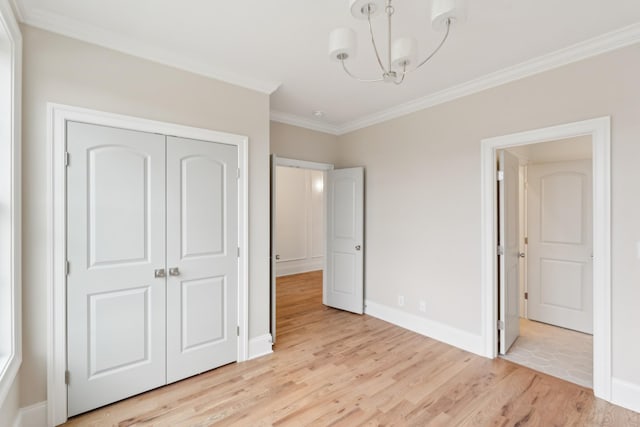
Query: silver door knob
169,267,180,276
355,245,361,251
154,269,166,278
518,252,525,258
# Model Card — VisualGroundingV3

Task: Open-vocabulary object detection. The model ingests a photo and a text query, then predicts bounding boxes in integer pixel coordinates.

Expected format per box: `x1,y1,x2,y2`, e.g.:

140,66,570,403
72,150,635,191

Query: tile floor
500,318,593,388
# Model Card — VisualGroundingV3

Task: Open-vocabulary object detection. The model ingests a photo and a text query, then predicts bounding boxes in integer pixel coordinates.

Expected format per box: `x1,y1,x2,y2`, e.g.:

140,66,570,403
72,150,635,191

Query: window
0,0,21,405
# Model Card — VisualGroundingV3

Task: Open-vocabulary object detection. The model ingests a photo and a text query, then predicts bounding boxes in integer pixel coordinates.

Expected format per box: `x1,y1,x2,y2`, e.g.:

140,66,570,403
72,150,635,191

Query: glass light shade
391,37,418,69
329,27,357,61
349,0,384,20
431,0,467,31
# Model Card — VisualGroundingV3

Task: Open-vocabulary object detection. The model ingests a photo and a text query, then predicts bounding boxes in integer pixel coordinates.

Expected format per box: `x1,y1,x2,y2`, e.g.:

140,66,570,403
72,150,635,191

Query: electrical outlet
419,300,426,313
398,295,405,307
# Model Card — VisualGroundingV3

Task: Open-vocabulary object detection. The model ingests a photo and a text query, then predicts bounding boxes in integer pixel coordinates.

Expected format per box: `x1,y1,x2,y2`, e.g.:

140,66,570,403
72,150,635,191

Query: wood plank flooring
64,271,640,426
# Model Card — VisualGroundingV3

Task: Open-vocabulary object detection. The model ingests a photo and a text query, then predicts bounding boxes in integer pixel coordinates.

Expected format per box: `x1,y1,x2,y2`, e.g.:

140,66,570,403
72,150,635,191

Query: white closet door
166,136,238,383
67,122,167,416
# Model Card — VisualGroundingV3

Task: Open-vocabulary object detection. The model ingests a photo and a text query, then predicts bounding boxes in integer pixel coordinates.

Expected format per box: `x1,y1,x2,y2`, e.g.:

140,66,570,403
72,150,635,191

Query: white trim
274,23,640,136
47,103,250,426
275,157,335,171
15,401,47,427
480,117,611,401
276,258,323,277
248,334,273,360
365,300,484,356
611,378,640,414
0,0,21,407
17,6,280,94
270,111,341,136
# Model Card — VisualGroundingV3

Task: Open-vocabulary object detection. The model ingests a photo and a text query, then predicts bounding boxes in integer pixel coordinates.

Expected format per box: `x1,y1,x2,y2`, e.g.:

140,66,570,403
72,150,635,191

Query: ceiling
12,0,640,134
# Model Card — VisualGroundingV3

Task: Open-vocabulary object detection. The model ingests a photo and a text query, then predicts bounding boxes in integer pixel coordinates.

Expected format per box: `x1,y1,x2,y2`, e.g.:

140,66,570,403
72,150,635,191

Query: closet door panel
166,136,238,382
66,122,166,417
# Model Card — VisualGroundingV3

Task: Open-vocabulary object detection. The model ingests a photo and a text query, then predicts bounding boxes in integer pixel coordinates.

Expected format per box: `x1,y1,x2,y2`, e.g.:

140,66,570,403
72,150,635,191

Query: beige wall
338,44,640,384
0,375,18,425
270,121,340,164
20,25,271,407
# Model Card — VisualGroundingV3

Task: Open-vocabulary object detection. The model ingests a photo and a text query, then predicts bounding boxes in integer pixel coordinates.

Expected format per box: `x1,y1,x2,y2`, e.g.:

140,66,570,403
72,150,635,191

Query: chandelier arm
394,63,407,85
341,59,385,83
367,12,388,73
415,18,452,70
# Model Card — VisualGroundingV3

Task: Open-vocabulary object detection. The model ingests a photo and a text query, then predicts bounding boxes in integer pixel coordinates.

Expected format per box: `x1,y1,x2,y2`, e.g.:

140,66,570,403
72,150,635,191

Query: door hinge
497,320,505,331
65,370,70,385
64,152,70,167
524,237,528,245
497,245,504,256
237,326,240,336
524,292,528,300
237,247,240,258
65,260,70,276
497,170,504,181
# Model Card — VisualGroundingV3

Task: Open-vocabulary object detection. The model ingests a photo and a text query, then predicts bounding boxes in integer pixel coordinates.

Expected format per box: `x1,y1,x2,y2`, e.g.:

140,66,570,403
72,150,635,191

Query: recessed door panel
89,287,150,376
166,136,238,383
540,259,584,311
332,252,356,295
181,157,225,258
333,178,356,239
181,276,226,351
67,122,166,417
89,147,149,267
541,173,584,244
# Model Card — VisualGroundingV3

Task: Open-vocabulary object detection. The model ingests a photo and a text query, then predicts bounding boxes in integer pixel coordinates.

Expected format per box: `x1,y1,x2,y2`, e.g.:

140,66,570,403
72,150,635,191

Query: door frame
270,156,334,343
47,103,250,426
480,117,611,400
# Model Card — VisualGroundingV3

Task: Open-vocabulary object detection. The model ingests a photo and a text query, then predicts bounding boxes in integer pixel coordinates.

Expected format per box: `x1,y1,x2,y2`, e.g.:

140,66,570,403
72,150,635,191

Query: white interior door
66,122,167,416
499,150,521,354
324,167,364,314
527,160,593,333
166,136,238,383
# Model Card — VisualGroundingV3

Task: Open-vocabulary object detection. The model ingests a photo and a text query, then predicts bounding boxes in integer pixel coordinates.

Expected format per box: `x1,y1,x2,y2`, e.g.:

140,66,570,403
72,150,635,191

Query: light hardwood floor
64,271,640,426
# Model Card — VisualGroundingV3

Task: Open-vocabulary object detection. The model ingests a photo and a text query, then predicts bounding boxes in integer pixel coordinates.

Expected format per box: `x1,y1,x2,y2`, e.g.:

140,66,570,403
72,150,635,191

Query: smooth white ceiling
13,0,640,131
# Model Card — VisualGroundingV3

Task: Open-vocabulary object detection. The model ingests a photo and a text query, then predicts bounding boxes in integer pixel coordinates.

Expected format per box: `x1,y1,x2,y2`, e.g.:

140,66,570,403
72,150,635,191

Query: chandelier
329,0,467,84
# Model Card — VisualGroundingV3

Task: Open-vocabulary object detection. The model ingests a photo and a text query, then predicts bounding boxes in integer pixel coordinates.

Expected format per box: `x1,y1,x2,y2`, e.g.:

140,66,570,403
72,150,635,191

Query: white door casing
499,150,521,354
270,155,277,344
166,136,238,383
66,122,167,416
527,160,593,334
324,167,364,314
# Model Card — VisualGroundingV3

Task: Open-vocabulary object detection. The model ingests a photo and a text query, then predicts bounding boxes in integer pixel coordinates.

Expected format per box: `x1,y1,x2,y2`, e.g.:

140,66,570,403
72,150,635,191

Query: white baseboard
248,334,273,360
276,258,323,277
612,378,640,414
364,300,484,357
16,401,47,427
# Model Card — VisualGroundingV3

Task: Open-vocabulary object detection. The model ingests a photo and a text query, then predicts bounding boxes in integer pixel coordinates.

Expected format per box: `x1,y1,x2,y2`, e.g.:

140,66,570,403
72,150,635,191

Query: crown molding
17,5,281,94
336,22,640,134
274,22,640,136
270,110,341,135
8,0,23,22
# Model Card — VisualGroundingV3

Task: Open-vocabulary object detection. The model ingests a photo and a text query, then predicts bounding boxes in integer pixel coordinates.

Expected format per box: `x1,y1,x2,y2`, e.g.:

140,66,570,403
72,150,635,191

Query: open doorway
480,117,611,402
269,157,333,346
269,156,365,346
498,136,594,388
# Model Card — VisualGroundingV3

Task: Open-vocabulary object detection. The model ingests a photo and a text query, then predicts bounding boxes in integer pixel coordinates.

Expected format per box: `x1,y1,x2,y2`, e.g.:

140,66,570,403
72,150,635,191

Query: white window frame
0,0,22,405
